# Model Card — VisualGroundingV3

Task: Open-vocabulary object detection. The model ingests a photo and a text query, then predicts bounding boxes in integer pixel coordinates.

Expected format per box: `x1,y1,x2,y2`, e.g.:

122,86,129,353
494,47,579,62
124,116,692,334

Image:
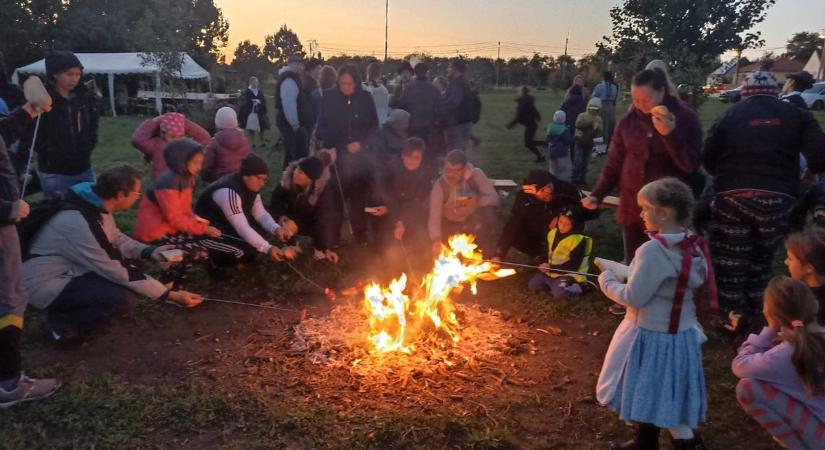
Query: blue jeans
38,168,95,200
528,273,581,299
446,123,472,152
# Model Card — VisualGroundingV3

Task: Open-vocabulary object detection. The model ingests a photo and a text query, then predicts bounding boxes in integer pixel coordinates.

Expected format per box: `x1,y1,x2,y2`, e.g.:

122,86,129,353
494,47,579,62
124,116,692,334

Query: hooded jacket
364,109,410,165
703,95,825,196
0,108,33,224
599,232,708,333
384,157,434,228
131,117,211,178
591,95,702,226
397,76,442,130
443,75,473,126
22,82,99,175
428,163,499,240
268,151,343,251
22,183,168,309
133,139,208,242
510,93,542,127
201,128,252,183
575,98,604,146
316,85,379,150
560,87,587,130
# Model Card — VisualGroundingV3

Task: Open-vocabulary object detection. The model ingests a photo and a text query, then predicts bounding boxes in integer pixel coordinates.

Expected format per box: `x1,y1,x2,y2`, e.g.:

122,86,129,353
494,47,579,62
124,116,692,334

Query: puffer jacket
201,128,251,183
133,139,208,242
131,116,210,178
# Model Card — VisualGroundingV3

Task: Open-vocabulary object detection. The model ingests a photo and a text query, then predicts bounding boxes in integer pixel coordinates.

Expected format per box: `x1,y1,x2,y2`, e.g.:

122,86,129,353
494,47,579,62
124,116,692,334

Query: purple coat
591,95,702,226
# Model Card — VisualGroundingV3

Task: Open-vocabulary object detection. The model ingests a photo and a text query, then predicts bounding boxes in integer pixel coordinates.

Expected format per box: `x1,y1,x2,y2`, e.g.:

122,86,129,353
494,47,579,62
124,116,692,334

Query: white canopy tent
12,52,211,116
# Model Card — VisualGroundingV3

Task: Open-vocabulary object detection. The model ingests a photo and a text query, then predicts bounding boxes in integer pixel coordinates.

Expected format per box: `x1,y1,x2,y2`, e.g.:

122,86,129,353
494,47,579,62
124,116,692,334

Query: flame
363,234,516,354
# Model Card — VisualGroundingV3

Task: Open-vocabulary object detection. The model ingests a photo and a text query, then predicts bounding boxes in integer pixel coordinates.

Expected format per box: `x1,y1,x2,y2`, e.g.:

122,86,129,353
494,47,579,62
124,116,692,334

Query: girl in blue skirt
596,177,717,450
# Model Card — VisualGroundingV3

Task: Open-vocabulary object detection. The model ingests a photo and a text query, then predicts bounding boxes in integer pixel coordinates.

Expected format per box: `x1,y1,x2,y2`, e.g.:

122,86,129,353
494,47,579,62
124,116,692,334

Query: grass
2,89,825,449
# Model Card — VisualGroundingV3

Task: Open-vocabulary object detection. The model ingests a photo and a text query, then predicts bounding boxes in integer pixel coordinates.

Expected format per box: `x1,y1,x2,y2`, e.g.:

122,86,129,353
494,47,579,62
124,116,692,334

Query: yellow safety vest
544,229,592,282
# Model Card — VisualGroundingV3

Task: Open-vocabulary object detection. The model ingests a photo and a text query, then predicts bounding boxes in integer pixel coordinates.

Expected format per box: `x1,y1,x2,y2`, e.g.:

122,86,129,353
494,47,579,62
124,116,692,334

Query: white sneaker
0,374,62,408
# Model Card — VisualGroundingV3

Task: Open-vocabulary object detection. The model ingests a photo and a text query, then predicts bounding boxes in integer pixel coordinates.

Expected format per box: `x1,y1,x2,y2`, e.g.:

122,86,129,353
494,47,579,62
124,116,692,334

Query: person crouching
195,154,300,267
528,207,592,299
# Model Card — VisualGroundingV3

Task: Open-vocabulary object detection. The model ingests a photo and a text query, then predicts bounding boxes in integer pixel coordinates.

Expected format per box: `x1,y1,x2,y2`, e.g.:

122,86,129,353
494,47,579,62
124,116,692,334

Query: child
572,98,603,187
133,139,222,286
785,228,825,325
528,208,592,298
732,276,825,450
596,177,714,450
131,112,211,179
201,106,251,182
546,110,573,182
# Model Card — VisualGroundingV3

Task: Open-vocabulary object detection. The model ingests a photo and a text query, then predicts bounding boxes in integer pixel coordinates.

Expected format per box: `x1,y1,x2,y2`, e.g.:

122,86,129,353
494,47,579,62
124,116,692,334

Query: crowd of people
1,49,825,450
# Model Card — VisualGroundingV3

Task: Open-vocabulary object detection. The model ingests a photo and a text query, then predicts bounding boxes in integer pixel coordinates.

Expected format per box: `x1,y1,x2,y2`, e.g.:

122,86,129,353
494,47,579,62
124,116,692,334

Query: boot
610,423,660,450
670,434,706,450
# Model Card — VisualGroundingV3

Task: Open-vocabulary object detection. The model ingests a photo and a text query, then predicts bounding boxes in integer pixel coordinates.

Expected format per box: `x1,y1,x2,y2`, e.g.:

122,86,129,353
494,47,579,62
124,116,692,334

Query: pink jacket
201,128,252,183
131,118,211,178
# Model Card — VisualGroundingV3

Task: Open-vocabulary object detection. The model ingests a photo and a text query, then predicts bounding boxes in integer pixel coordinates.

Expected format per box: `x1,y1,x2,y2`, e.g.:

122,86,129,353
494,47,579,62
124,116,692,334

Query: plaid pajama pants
709,191,794,316
737,378,825,450
156,235,209,289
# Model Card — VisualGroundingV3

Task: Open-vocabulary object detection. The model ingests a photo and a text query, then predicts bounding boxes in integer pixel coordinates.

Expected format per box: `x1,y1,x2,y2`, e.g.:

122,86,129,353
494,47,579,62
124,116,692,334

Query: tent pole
108,73,116,117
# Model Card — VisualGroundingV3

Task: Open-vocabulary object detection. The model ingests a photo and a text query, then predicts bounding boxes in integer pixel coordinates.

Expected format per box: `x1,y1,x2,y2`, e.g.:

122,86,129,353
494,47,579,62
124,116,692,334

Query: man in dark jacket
21,51,99,200
0,101,62,407
704,68,825,331
495,170,596,261
398,63,441,147
780,70,814,110
276,55,313,168
386,137,434,246
443,60,474,152
506,86,545,162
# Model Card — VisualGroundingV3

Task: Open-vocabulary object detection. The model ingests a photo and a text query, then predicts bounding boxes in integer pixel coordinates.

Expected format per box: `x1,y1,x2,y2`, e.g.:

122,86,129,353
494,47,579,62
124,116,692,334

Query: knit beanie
159,112,186,136
214,106,238,129
240,154,269,176
553,110,566,124
297,156,324,180
741,70,780,99
587,97,602,111
45,50,83,79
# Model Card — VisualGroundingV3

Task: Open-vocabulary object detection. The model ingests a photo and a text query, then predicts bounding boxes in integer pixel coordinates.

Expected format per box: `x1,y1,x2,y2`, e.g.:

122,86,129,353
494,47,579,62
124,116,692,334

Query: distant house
803,50,823,80
706,58,738,85
735,57,805,85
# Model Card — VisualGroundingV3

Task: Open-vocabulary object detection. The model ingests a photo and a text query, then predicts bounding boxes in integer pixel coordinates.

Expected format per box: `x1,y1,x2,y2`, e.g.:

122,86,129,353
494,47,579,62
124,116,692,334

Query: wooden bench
582,190,620,209
492,179,519,191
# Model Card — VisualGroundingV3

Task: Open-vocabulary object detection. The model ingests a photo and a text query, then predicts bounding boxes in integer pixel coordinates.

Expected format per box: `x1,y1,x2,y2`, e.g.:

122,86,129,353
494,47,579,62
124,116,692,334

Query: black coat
22,83,99,175
704,96,825,196
237,88,270,131
495,173,597,259
560,92,587,129
782,93,808,110
0,108,33,224
383,157,434,228
398,77,441,130
509,94,541,127
443,76,473,126
316,86,379,150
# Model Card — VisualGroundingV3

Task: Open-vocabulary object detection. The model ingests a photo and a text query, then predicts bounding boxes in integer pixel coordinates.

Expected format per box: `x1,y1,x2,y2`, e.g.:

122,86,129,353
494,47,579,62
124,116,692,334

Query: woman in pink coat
131,112,211,178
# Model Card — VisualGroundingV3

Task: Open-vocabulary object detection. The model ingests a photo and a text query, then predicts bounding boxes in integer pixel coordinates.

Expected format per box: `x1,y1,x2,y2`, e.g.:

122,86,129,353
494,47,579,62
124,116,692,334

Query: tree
601,0,776,87
785,31,823,62
232,40,270,78
264,25,305,66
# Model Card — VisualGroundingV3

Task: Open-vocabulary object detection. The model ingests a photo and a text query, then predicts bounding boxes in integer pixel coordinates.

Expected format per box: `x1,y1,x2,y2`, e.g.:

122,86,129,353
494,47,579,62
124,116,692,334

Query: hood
163,138,203,177
649,232,708,289
281,157,333,207
386,109,410,131
587,97,602,111
214,128,250,152
547,122,567,135
70,182,106,211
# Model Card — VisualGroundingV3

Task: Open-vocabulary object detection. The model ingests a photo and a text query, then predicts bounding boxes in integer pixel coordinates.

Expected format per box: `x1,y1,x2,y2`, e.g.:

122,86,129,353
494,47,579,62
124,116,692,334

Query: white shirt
212,188,280,253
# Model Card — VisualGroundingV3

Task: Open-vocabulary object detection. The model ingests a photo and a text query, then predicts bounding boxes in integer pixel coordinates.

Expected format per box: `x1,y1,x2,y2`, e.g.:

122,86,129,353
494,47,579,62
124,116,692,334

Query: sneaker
47,327,83,346
609,304,627,316
0,374,62,408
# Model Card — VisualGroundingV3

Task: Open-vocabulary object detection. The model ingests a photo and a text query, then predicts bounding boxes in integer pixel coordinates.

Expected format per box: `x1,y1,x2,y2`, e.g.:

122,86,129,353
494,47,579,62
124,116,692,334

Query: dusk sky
216,0,825,62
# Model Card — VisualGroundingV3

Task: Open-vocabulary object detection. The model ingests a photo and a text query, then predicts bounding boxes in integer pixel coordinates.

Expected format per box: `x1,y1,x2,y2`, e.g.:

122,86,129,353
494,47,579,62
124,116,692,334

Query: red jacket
591,95,702,226
133,139,208,243
131,118,210,178
201,128,251,183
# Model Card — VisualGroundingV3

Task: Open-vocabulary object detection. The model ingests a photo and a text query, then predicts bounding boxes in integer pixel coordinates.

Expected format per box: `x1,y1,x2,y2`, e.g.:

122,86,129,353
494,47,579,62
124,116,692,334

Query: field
2,88,824,449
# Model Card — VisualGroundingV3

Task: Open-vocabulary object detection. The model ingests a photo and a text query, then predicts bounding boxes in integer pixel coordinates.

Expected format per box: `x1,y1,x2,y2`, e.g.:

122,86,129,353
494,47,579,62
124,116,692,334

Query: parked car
802,82,825,111
719,86,742,103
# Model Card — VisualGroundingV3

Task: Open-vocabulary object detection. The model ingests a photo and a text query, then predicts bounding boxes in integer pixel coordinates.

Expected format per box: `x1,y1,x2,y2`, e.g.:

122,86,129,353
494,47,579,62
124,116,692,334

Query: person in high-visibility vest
528,207,592,298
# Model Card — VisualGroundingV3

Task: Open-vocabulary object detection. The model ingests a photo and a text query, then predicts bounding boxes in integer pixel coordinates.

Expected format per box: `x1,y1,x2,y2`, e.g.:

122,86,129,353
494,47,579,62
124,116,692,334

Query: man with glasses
195,154,300,267
21,164,203,345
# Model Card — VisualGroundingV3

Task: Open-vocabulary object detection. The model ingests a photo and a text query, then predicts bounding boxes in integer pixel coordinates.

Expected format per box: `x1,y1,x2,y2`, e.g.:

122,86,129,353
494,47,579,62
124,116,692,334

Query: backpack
16,199,67,261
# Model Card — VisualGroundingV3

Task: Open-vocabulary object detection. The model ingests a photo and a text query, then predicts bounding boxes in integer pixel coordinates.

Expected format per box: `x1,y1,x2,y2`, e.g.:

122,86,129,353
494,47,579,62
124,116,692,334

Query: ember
363,234,515,354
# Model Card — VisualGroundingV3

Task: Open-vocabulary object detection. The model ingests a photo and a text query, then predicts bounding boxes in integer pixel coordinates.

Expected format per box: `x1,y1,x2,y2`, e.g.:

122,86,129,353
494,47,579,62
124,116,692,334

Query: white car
802,82,825,111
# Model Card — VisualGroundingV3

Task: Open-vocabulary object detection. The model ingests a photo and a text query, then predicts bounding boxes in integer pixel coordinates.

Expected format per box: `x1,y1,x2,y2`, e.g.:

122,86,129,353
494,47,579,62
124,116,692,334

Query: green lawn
2,89,824,449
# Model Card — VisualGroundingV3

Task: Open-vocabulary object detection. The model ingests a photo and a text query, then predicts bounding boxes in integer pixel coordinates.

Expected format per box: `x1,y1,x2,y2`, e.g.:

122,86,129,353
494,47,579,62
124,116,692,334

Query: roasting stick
467,257,599,279
203,297,297,312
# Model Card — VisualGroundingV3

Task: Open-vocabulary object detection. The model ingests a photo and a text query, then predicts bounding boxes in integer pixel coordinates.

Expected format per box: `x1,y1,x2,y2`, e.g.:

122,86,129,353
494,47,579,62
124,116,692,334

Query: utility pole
733,48,742,86
561,33,569,83
384,0,389,61
496,41,501,87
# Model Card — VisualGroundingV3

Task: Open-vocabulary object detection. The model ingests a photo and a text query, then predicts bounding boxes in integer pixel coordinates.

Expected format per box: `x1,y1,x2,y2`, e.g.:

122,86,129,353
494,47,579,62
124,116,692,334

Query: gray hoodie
599,232,708,333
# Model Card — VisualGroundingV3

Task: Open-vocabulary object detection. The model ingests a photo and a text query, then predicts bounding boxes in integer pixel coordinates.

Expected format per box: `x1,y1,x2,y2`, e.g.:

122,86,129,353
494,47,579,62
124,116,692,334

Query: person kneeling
195,154,300,267
528,208,592,299
21,165,202,345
